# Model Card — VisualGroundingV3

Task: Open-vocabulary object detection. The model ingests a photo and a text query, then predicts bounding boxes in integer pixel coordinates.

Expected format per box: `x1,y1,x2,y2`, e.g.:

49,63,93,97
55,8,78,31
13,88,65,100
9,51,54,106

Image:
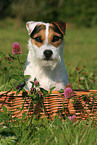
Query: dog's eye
34,37,43,43
52,35,61,42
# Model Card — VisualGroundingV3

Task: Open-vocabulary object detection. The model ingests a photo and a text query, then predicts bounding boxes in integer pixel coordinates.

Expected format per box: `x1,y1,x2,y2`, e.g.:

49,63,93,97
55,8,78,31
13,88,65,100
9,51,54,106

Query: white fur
24,21,69,90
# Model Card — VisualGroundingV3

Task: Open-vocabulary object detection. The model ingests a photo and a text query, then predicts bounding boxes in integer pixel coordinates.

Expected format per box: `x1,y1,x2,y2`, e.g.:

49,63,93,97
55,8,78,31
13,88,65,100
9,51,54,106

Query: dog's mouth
40,58,58,66
43,58,53,61
40,56,59,63
38,57,59,70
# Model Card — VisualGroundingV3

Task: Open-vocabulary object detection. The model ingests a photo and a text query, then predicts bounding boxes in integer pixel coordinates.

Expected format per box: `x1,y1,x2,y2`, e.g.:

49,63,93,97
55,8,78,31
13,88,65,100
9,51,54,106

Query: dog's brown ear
52,21,67,35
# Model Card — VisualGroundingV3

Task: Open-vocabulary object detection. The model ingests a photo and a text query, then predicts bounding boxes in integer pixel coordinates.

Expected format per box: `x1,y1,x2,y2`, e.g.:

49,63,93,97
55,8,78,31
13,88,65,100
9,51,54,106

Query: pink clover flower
64,87,74,99
12,42,22,54
68,115,76,121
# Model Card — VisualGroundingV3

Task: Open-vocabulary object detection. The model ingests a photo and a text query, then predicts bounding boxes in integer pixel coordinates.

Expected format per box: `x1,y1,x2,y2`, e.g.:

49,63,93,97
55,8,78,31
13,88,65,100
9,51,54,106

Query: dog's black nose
43,50,53,60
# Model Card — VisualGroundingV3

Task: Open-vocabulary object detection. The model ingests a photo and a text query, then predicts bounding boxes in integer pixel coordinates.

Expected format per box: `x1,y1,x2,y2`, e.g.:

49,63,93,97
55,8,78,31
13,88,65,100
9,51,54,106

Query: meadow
0,18,97,144
0,18,97,72
0,18,97,90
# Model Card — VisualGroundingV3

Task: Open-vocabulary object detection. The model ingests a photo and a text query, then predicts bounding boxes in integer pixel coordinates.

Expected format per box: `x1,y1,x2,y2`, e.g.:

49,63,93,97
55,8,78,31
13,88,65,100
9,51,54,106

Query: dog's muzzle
43,50,53,60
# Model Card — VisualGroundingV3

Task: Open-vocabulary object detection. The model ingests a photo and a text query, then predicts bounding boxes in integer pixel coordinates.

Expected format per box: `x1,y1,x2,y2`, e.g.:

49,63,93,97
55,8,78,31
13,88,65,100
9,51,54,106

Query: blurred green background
0,0,97,89
0,0,97,27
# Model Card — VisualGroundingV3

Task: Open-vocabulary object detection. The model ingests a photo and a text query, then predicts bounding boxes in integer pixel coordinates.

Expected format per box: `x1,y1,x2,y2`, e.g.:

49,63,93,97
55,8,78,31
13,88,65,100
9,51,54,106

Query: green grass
0,18,28,55
64,26,97,74
0,18,97,90
0,18,97,73
0,18,97,71
0,112,97,145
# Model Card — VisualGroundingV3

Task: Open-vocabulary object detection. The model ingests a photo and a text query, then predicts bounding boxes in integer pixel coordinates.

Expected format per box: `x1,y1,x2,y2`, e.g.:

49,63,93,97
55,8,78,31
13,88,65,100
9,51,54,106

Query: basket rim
0,89,97,96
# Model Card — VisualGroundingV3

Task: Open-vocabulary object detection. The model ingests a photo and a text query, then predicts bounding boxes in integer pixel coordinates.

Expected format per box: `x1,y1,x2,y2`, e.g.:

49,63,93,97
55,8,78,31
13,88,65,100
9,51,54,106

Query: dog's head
26,21,67,68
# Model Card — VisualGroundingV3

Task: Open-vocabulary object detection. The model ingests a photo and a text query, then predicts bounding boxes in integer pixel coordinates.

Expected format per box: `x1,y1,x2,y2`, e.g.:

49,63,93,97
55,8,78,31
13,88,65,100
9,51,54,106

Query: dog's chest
38,75,55,90
29,63,56,89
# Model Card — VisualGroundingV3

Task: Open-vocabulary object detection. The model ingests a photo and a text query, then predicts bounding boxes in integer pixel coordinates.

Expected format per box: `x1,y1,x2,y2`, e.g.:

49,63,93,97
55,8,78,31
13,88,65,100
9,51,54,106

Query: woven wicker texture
0,90,97,121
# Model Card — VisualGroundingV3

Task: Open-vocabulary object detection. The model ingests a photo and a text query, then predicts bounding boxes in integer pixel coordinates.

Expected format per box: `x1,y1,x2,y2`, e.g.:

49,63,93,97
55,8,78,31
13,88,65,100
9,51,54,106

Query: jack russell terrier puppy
24,21,69,90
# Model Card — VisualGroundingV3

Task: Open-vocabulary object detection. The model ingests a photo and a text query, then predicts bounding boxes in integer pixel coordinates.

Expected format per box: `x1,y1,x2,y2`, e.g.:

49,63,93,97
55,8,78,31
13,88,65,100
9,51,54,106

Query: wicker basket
0,90,97,121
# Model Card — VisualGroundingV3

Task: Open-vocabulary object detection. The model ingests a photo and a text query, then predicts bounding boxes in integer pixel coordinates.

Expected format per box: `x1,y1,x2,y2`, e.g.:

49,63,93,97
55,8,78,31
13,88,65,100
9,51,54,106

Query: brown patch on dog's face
30,23,64,48
48,23,63,47
30,25,46,47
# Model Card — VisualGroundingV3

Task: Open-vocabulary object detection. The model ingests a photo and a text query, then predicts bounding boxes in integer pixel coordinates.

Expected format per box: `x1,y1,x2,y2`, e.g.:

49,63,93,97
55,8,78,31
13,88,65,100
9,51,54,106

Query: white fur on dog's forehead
26,21,50,35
